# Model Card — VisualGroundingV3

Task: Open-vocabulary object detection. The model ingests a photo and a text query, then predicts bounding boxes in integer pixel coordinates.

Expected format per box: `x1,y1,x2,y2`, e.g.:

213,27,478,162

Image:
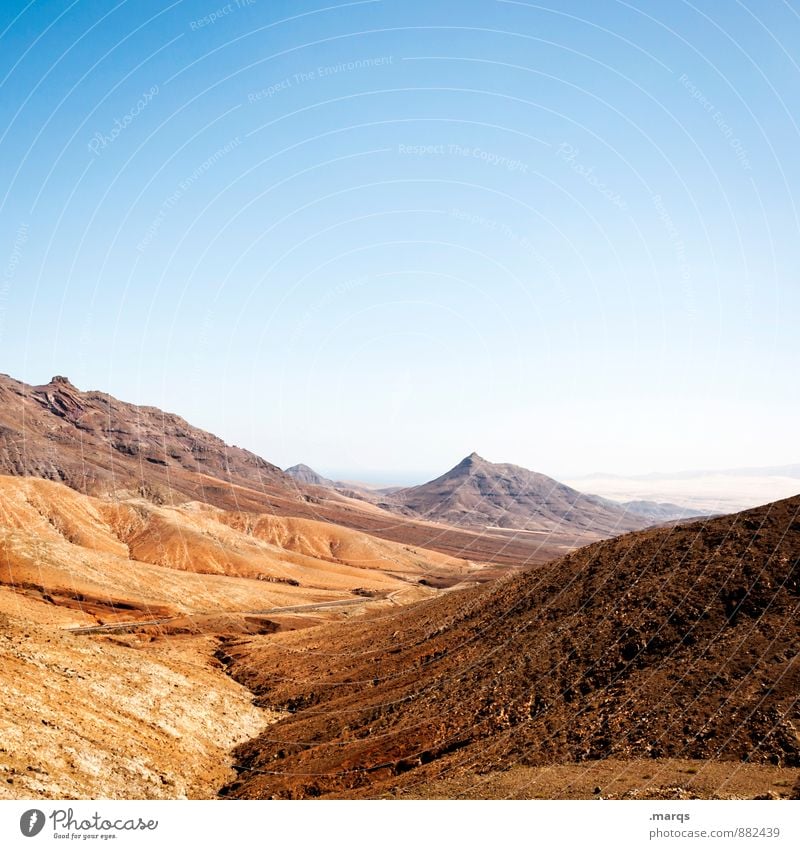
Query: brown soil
0,472,488,800
220,496,800,799
400,759,798,800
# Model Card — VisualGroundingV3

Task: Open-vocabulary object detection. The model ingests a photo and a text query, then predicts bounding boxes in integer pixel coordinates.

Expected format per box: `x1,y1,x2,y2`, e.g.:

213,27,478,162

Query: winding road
65,597,371,635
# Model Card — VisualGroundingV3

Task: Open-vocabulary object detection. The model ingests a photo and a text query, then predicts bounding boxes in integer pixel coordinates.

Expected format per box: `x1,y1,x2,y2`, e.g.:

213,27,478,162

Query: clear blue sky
1,0,798,482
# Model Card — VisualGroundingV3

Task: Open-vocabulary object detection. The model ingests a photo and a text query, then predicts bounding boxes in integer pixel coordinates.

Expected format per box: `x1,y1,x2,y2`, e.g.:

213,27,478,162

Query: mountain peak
284,463,335,487
49,375,77,389
394,452,653,535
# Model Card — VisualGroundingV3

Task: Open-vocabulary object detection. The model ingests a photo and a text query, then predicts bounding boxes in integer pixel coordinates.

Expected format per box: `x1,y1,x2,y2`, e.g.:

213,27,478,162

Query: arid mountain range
0,374,290,503
287,452,700,530
0,372,797,801
378,451,698,529
0,374,678,564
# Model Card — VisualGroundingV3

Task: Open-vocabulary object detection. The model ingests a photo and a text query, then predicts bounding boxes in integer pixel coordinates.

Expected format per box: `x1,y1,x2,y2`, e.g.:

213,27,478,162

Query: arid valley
0,373,797,801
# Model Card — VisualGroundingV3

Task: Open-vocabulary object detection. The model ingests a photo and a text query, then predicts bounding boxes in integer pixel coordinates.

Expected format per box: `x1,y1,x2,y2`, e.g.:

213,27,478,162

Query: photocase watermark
189,0,255,31
137,136,242,252
19,807,158,838
189,305,217,397
77,310,95,380
678,73,752,171
87,86,159,156
449,207,564,291
450,143,528,173
0,221,28,341
652,193,696,320
247,56,393,103
555,143,627,210
2,222,27,282
398,143,529,173
294,274,371,338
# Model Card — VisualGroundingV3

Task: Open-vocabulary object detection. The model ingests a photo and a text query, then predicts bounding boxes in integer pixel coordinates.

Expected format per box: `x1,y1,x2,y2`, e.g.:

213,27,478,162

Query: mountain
284,463,409,509
285,453,707,534
284,463,336,488
222,494,800,799
384,452,653,535
0,373,291,509
617,499,703,523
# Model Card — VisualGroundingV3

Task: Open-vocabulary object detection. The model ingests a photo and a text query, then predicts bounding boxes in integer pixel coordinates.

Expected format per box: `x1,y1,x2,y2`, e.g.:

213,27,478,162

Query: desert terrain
0,374,797,801
0,472,477,798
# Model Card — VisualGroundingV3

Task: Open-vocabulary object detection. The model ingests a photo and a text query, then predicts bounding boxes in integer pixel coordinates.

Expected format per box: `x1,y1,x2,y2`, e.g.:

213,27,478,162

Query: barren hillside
221,496,800,799
0,475,486,630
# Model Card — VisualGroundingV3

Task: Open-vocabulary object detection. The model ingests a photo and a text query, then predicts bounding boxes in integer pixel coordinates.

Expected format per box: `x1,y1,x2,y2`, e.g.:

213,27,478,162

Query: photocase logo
19,810,45,837
14,807,159,839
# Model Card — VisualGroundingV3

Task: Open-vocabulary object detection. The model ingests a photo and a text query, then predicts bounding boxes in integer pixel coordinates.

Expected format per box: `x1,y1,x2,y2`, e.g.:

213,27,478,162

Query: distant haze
565,465,800,514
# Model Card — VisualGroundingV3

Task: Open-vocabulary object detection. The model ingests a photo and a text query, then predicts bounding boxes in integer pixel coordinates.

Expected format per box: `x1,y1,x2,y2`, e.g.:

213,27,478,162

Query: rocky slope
0,617,274,800
221,495,800,799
